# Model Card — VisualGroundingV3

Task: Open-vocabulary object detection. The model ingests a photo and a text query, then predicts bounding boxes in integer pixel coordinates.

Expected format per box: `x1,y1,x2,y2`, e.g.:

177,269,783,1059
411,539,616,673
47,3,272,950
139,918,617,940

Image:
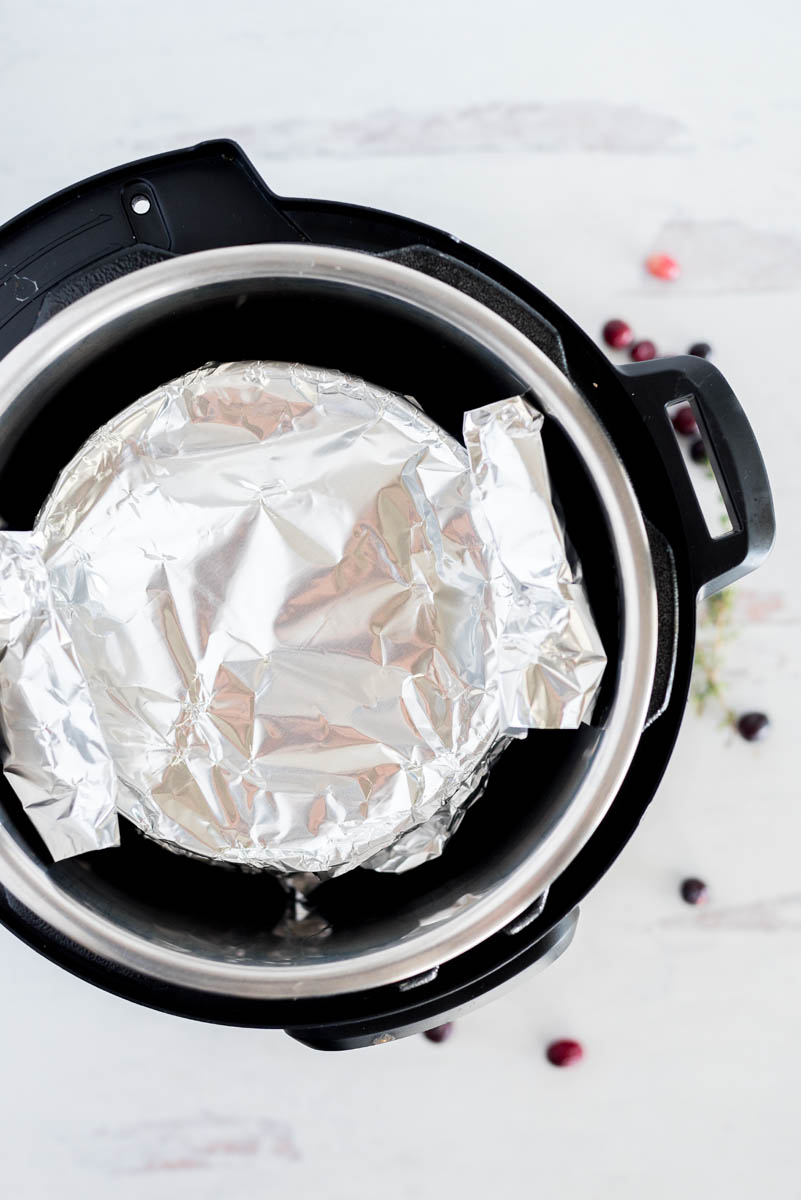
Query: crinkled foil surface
0,362,605,873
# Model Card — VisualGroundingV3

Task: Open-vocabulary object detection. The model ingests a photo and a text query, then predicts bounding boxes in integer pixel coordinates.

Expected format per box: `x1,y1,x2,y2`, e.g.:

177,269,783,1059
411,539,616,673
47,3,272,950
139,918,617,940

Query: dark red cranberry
680,877,709,905
689,342,712,358
546,1038,584,1067
671,405,697,436
736,711,770,742
630,340,657,362
423,1023,454,1044
602,319,634,350
689,437,707,463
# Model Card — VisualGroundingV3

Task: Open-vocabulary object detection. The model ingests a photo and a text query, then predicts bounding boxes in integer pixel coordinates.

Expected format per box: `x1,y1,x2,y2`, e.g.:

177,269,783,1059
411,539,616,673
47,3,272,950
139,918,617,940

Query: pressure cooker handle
619,356,775,597
0,140,306,362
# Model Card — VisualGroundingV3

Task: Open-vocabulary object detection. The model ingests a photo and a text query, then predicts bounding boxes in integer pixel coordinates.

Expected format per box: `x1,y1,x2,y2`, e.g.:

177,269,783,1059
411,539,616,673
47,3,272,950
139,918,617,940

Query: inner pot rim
0,244,657,998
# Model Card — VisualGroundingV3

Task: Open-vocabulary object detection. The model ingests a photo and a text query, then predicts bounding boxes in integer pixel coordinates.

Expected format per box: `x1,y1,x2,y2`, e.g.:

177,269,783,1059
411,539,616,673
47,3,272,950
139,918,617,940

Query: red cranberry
646,253,680,280
630,340,657,362
689,342,711,358
736,712,770,742
423,1023,454,1044
680,877,709,905
689,437,707,463
602,319,634,350
671,405,697,437
546,1038,584,1067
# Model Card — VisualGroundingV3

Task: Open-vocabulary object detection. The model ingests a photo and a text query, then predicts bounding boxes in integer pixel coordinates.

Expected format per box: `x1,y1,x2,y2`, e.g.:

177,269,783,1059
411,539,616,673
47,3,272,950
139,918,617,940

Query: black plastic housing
0,141,774,1048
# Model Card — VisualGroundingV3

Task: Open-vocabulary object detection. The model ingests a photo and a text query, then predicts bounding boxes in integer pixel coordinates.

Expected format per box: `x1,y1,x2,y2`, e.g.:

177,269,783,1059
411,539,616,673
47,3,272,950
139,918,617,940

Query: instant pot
0,140,774,1048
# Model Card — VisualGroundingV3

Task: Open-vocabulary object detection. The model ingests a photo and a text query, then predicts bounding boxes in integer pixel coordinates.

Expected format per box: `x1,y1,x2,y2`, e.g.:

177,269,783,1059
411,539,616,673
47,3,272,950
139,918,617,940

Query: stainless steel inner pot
0,244,657,998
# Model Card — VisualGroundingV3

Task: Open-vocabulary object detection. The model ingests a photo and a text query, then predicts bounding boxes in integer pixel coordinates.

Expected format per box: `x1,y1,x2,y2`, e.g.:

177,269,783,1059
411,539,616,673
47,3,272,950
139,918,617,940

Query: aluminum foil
0,361,605,873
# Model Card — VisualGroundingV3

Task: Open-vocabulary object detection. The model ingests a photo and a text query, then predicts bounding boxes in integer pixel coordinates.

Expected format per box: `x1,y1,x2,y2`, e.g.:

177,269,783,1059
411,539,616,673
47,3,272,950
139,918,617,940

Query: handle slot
666,397,734,536
620,357,775,597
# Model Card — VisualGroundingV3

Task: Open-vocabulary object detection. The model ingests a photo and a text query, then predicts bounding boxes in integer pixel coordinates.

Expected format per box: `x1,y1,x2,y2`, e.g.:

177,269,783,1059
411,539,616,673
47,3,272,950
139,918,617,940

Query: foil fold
0,531,120,859
464,397,606,731
0,362,605,874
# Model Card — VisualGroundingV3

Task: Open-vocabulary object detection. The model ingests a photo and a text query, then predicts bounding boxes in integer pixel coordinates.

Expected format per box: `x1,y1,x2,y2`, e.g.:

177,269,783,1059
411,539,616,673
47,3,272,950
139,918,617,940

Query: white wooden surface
1,3,799,1197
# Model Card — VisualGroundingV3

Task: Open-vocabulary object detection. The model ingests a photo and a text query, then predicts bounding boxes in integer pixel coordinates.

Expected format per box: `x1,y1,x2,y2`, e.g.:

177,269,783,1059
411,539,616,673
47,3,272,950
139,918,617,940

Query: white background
0,2,799,1196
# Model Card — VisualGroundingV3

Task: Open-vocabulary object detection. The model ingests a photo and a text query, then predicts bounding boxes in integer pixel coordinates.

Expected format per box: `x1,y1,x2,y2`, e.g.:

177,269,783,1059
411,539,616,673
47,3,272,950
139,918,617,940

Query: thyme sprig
693,586,736,725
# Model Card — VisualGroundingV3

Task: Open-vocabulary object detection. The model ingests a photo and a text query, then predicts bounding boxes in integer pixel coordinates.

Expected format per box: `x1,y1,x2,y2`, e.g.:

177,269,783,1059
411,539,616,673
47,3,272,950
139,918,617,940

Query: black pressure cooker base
0,140,773,1046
